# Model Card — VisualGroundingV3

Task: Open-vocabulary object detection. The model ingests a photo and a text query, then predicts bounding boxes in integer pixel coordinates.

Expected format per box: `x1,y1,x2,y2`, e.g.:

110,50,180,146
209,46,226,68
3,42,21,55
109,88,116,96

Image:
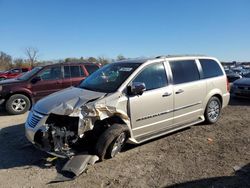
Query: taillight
226,78,230,92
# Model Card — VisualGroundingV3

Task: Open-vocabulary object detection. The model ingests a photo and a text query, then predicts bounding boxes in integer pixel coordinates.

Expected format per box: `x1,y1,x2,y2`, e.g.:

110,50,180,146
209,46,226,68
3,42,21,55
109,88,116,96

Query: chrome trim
136,109,173,122
174,101,202,111
136,102,201,122
27,111,44,129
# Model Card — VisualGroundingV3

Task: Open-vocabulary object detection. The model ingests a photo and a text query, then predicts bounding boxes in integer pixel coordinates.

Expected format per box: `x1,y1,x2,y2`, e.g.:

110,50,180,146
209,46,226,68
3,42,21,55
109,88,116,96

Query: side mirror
128,82,146,95
31,76,41,84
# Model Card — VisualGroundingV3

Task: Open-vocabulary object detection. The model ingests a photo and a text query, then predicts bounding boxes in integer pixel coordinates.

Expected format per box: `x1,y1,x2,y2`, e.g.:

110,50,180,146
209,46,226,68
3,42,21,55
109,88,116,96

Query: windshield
17,67,42,80
79,62,141,93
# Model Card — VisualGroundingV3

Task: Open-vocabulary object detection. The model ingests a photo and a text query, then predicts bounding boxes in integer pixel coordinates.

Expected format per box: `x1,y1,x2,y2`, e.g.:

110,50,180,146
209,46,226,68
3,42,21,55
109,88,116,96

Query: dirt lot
0,97,249,188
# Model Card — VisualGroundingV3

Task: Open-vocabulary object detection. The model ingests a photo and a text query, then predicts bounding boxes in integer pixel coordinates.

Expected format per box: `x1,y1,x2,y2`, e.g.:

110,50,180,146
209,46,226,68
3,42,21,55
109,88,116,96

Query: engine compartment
34,114,81,158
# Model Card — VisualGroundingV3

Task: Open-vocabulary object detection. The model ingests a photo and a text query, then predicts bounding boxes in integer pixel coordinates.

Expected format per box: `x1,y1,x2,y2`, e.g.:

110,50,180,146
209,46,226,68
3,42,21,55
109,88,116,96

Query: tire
5,94,31,115
204,96,222,124
95,124,129,161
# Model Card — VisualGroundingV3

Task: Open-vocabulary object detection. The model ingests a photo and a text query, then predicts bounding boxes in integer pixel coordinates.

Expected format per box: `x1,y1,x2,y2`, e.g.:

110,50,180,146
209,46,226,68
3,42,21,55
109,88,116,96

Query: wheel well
212,94,223,106
6,92,32,108
93,115,130,137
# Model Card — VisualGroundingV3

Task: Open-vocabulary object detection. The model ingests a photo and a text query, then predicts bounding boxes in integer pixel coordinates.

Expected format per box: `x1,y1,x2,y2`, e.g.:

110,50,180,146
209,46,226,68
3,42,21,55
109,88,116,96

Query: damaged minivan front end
25,87,110,158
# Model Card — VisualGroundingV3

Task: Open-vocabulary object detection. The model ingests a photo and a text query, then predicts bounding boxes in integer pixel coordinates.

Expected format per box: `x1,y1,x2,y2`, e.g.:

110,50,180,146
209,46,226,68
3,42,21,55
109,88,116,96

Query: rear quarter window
199,59,224,78
84,64,99,75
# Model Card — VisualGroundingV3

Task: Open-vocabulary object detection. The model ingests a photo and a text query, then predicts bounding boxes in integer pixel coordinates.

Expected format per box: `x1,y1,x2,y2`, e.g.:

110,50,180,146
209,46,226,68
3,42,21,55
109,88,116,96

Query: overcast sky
0,0,250,61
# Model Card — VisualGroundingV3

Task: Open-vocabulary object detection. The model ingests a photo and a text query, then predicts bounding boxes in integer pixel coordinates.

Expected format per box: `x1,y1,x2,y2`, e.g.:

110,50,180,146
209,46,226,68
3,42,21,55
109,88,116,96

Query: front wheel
204,96,222,124
5,94,31,115
95,124,128,161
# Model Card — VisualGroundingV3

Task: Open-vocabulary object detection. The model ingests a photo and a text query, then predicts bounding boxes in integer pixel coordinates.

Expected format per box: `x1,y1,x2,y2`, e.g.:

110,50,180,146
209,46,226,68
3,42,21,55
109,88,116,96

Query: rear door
128,62,174,139
31,65,63,101
169,59,206,125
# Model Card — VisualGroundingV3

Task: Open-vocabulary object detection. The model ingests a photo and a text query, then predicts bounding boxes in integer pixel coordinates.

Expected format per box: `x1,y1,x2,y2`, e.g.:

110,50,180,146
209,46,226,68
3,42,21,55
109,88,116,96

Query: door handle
175,89,184,94
162,92,172,97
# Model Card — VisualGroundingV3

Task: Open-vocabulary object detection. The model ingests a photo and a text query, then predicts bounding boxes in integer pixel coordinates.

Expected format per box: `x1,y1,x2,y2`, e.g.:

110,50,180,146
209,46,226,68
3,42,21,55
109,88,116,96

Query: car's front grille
28,111,44,128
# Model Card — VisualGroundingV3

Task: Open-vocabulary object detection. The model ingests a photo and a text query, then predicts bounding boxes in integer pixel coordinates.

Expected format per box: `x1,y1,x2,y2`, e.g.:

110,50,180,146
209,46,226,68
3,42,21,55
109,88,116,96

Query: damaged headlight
69,105,91,117
81,105,97,117
81,105,89,116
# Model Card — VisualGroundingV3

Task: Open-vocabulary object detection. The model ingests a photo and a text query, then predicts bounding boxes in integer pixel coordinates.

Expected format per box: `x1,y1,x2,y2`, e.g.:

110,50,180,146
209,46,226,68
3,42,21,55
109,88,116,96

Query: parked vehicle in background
231,67,250,76
225,69,242,82
231,72,250,98
0,62,99,115
25,55,230,160
0,67,32,81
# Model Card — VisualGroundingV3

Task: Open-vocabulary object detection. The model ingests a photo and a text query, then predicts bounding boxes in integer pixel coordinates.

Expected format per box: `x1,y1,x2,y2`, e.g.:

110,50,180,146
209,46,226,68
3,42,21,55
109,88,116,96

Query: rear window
85,64,99,75
199,59,224,78
64,65,85,78
170,60,200,84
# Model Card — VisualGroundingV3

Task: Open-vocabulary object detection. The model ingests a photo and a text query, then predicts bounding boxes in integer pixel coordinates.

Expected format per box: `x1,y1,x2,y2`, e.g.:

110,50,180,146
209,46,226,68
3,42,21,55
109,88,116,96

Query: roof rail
155,54,207,58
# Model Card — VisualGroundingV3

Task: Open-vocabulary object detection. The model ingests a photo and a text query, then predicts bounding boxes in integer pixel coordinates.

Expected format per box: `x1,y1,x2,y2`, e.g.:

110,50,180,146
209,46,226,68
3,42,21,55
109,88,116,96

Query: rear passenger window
85,64,99,75
64,66,85,78
170,60,200,84
199,59,223,78
133,63,168,91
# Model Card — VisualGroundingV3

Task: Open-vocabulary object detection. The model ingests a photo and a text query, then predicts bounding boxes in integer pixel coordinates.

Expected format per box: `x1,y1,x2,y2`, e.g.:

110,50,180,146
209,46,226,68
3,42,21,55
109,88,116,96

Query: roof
37,62,99,68
115,54,210,64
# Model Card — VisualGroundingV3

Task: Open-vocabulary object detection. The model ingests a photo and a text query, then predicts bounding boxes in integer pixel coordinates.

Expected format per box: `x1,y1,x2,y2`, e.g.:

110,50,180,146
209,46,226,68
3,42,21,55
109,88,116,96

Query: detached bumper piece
50,153,99,183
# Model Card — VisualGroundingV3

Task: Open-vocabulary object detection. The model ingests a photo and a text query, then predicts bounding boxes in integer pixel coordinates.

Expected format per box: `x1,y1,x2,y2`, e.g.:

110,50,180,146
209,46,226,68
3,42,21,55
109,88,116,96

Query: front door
31,65,63,102
128,62,174,139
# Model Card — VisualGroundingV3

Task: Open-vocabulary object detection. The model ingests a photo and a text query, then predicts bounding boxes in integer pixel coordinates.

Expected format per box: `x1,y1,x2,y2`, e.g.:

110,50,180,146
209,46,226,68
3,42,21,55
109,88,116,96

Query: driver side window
38,66,62,80
133,63,168,91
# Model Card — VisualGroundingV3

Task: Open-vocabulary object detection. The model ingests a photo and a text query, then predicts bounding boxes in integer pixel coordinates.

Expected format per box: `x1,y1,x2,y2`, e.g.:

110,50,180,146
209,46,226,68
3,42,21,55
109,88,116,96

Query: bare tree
25,47,39,67
117,54,126,61
13,58,24,67
0,51,12,70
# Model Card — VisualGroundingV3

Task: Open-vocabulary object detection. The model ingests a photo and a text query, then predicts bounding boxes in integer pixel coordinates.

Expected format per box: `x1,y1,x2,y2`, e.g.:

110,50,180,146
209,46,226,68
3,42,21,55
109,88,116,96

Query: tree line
0,48,126,71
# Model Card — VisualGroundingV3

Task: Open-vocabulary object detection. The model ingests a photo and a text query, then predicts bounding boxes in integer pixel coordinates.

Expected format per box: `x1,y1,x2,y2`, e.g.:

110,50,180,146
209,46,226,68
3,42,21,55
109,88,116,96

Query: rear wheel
204,96,221,124
5,94,31,115
95,124,128,161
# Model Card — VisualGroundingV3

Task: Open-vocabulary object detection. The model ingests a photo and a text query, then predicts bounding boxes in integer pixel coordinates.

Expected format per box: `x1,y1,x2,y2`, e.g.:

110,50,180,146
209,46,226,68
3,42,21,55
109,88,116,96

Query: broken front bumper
25,110,87,158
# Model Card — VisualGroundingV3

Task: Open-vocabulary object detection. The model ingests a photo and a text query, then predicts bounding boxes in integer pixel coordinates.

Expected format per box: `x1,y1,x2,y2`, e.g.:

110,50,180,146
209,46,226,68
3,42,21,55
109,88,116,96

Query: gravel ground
0,97,249,188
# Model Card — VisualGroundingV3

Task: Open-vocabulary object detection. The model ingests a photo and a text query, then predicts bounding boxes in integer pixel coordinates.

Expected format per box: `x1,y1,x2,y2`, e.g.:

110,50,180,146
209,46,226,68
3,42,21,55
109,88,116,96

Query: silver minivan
25,56,230,160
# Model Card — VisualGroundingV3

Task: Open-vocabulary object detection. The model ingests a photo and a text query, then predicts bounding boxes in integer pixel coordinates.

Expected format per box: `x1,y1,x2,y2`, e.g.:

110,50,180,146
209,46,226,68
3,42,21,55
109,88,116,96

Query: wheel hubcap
111,132,126,158
207,100,220,121
12,98,26,112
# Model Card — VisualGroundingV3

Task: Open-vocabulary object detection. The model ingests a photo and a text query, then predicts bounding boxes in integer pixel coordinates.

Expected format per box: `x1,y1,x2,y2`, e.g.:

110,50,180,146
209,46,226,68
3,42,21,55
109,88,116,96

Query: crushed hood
34,87,106,115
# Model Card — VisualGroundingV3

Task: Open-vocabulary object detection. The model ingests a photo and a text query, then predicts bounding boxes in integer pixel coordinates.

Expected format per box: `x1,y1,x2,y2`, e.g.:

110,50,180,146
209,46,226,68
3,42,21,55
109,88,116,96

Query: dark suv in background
0,62,99,115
